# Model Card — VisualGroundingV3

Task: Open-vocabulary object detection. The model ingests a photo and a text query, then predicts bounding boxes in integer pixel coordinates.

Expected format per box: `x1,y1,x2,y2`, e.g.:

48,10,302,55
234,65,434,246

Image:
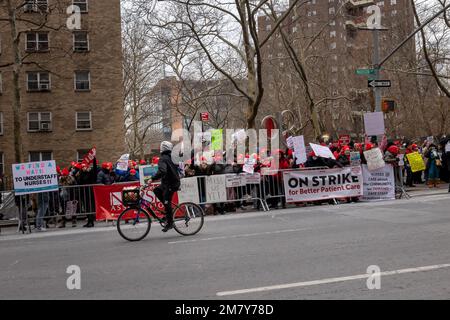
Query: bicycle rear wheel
173,202,204,236
117,207,151,241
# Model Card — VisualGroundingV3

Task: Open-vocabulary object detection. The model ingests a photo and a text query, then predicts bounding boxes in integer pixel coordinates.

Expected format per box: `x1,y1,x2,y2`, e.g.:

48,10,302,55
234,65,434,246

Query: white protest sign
243,158,256,174
293,136,307,164
205,175,227,203
364,147,385,171
283,166,363,202
361,164,395,201
225,175,245,187
398,154,405,167
286,136,294,149
116,154,130,172
310,143,336,160
364,112,385,136
12,160,59,195
177,177,200,204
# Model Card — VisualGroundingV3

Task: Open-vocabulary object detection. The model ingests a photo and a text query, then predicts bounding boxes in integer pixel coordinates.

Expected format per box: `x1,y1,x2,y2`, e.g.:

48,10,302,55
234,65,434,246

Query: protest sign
12,160,59,195
364,148,385,171
116,154,129,172
81,147,96,166
398,154,405,166
240,173,261,184
286,136,294,149
293,136,307,164
177,177,200,204
225,175,245,187
350,152,361,166
243,157,256,174
211,129,223,151
310,143,335,160
361,164,395,201
364,112,385,136
205,175,227,203
139,165,159,186
406,152,426,173
283,166,363,202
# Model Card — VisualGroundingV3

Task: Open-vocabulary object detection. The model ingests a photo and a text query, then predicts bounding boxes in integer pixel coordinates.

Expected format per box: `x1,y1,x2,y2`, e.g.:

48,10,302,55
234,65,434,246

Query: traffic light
344,0,376,32
382,99,396,113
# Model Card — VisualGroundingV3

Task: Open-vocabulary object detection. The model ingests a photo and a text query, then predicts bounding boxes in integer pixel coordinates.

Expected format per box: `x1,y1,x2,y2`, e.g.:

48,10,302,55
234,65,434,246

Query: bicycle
116,184,205,241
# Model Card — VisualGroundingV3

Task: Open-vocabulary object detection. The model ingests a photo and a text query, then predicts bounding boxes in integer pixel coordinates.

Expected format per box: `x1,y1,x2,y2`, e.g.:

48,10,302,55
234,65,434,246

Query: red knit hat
387,145,399,155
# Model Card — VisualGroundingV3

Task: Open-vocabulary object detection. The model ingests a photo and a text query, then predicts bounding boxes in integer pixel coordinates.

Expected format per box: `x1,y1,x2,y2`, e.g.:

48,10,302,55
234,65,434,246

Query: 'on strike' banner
283,166,363,202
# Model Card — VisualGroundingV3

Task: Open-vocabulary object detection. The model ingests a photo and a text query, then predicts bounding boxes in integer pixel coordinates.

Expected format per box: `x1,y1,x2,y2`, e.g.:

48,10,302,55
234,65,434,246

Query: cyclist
150,141,181,232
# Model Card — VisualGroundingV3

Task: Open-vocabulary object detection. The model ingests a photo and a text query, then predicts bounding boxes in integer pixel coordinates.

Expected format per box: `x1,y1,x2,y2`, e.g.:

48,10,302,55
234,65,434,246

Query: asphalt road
1,193,450,300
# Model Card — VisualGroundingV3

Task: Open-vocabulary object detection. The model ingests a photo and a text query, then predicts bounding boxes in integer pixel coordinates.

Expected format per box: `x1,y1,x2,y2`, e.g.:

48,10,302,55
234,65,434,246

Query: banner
241,173,261,184
205,175,227,203
293,136,307,164
406,152,426,173
81,147,96,166
364,148,385,171
226,175,245,187
283,166,363,202
177,177,200,204
12,160,59,195
310,143,335,160
94,182,179,221
361,165,395,201
364,112,385,136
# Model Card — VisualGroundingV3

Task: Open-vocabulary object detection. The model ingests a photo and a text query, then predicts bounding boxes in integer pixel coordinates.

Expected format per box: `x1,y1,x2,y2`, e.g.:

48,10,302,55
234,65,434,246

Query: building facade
0,0,125,176
258,0,417,140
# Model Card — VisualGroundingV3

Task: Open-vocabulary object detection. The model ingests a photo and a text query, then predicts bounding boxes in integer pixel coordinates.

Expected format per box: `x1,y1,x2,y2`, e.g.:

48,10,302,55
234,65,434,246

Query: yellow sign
406,152,426,173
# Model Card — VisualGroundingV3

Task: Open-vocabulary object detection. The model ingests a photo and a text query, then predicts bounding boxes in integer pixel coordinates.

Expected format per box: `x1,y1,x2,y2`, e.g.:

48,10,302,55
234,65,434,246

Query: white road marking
216,263,450,296
168,227,311,244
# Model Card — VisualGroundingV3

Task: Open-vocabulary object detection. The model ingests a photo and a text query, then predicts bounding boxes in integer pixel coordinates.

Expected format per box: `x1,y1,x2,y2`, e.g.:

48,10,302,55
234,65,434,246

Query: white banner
241,173,261,184
361,165,395,201
205,175,227,203
226,175,245,187
178,177,200,204
12,161,59,195
283,167,363,202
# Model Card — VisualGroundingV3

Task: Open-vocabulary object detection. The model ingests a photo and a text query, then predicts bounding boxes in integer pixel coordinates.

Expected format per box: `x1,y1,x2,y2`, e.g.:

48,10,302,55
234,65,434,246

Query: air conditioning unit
39,83,49,91
40,122,51,131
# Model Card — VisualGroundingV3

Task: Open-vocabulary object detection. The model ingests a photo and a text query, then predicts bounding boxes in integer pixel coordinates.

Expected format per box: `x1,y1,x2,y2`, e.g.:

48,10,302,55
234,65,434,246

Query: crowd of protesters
2,134,450,233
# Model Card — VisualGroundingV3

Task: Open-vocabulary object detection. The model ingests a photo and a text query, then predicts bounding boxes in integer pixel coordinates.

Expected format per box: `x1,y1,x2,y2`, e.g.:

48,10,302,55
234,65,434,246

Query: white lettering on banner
361,165,395,201
177,177,200,204
364,148,385,171
283,167,363,202
206,175,228,203
12,160,59,195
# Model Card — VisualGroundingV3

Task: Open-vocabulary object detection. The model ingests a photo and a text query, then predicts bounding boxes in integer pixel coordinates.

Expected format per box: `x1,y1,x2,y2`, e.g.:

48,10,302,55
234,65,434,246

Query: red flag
82,147,96,166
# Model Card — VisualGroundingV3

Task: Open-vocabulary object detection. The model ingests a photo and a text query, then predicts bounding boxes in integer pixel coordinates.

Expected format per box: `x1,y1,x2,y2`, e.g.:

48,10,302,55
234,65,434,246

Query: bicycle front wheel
117,207,151,241
173,202,204,236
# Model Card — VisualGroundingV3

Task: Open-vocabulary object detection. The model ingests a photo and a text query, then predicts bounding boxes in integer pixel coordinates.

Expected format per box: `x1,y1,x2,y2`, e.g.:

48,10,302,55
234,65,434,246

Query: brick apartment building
0,0,125,176
258,0,416,140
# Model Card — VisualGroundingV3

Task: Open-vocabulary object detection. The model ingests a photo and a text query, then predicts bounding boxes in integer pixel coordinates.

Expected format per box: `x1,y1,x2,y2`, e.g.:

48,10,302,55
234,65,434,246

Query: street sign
356,69,375,76
200,112,209,122
368,80,391,88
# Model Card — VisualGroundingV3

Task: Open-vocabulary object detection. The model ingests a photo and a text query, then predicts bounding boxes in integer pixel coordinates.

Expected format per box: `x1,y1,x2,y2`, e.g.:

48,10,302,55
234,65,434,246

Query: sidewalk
1,184,448,238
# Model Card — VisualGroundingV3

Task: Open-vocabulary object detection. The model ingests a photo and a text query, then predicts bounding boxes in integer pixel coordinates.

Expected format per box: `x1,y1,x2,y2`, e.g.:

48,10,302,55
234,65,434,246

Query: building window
24,0,48,12
27,112,52,132
27,72,50,91
29,151,52,162
76,112,92,130
330,31,336,38
75,71,91,91
73,0,88,13
391,0,396,4
77,149,90,162
73,31,89,51
26,32,49,52
0,112,3,135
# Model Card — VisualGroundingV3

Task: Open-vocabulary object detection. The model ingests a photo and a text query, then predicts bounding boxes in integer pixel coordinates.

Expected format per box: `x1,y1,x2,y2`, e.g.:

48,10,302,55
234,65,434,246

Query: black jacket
153,151,181,191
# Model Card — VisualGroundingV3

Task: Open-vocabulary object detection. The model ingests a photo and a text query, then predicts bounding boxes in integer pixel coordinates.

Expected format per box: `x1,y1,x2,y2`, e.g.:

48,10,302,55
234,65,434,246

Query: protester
425,144,441,188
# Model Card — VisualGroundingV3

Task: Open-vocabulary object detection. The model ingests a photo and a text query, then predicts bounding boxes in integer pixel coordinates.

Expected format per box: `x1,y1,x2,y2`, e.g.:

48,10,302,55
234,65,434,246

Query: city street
1,192,450,300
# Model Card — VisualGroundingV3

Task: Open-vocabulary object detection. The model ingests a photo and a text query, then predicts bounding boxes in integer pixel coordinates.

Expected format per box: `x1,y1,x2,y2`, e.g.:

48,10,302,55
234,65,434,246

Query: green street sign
356,69,376,76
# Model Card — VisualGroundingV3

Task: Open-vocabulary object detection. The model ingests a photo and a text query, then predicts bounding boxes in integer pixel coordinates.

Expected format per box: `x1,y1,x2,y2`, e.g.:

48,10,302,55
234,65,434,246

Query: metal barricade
195,174,270,212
